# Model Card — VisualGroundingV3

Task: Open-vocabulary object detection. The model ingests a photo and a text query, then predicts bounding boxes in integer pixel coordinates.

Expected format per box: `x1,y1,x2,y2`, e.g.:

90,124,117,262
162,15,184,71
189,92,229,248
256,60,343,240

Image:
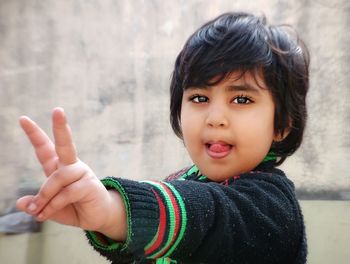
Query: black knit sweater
86,162,307,264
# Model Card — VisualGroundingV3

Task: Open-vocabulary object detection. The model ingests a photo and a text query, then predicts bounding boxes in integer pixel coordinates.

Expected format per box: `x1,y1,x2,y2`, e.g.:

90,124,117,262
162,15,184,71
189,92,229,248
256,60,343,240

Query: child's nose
205,105,229,128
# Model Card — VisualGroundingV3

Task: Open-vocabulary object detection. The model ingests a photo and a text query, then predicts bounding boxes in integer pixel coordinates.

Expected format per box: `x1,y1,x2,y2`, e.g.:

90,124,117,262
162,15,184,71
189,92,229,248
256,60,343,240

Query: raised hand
16,108,126,240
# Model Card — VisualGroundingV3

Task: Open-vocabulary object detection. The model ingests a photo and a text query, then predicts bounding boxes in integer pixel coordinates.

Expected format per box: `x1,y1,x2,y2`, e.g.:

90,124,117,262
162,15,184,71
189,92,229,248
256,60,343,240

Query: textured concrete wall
1,0,350,214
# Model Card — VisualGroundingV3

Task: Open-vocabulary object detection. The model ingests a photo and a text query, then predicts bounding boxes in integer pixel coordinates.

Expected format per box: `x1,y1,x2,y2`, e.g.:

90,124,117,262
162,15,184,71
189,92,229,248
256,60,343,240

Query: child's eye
190,95,209,103
232,95,253,104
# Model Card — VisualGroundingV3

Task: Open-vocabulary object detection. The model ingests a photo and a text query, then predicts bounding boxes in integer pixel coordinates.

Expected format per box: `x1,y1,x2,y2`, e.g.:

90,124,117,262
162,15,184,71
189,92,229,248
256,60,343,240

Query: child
16,12,309,264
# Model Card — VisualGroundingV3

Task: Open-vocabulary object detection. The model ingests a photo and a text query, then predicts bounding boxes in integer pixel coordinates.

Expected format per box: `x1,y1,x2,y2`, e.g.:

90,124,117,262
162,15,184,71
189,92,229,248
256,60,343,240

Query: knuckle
38,188,50,200
50,196,64,211
83,176,98,187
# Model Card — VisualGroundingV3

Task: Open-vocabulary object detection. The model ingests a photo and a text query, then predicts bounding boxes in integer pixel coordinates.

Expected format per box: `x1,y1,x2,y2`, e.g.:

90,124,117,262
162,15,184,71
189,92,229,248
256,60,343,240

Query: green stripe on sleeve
142,181,177,258
162,182,187,258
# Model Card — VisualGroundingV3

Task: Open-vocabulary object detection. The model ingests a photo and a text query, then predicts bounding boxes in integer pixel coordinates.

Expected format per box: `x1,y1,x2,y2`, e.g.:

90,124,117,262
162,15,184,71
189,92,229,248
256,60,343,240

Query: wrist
96,190,127,241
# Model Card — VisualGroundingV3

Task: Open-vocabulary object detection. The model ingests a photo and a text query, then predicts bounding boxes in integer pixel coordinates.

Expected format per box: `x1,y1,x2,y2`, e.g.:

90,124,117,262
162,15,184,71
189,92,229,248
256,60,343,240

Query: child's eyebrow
186,83,263,94
226,84,262,94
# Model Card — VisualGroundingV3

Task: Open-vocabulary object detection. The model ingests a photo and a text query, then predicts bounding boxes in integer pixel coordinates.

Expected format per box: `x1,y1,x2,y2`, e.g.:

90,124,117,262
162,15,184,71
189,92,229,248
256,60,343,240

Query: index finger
19,116,58,176
52,107,77,165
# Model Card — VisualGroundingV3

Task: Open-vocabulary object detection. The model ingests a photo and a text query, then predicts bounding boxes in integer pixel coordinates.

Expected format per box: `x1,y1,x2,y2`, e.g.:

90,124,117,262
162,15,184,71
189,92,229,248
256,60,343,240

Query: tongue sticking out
208,143,231,153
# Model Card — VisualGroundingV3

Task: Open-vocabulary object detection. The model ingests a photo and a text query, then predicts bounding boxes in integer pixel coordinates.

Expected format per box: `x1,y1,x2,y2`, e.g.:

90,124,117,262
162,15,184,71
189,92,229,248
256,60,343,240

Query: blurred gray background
0,0,349,263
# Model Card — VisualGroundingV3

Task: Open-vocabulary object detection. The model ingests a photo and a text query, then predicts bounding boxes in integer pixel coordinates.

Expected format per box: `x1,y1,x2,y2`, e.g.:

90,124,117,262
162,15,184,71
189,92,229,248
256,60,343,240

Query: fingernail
37,213,44,221
28,203,37,212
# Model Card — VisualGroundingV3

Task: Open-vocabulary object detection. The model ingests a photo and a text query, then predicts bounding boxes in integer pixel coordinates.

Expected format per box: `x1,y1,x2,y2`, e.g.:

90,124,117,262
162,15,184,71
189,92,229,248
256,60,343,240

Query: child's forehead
193,70,269,91
227,71,266,86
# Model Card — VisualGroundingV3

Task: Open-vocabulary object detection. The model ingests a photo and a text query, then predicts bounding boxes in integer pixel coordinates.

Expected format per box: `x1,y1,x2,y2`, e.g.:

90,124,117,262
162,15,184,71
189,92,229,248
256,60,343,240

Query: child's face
180,71,278,181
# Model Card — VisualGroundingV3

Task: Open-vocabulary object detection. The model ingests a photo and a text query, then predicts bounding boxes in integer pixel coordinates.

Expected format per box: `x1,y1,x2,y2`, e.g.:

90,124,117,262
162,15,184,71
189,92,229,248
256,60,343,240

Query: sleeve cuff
85,177,131,252
85,176,160,257
85,230,121,251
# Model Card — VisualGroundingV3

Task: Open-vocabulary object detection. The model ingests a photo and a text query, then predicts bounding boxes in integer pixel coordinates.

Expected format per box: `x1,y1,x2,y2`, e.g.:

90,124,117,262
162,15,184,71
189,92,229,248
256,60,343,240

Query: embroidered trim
263,151,277,162
178,165,199,180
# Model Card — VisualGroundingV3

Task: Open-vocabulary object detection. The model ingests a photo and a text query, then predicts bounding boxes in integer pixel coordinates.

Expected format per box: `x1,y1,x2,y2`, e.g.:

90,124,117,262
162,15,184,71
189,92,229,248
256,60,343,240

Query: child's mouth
205,141,233,159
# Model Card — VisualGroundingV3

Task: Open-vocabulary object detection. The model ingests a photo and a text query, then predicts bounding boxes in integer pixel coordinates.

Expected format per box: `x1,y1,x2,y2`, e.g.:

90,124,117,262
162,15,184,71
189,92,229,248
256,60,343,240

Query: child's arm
84,170,305,263
16,107,127,241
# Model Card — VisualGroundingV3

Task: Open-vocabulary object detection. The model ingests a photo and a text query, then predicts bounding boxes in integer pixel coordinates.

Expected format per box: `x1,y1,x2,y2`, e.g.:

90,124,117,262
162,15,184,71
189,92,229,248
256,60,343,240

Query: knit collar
179,152,277,182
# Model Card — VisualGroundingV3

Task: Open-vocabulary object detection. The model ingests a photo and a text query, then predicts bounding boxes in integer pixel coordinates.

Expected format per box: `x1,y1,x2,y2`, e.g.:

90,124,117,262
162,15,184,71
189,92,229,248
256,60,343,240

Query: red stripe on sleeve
145,190,167,255
152,183,181,258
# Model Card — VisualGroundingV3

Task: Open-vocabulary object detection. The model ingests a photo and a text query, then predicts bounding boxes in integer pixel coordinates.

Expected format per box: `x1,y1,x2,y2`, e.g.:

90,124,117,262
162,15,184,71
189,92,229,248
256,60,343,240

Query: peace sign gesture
16,108,126,241
19,107,76,176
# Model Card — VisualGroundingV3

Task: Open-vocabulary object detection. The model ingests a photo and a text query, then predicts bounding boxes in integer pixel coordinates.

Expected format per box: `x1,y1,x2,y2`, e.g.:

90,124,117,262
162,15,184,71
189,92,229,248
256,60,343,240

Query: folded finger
16,195,35,213
28,162,88,215
36,179,88,222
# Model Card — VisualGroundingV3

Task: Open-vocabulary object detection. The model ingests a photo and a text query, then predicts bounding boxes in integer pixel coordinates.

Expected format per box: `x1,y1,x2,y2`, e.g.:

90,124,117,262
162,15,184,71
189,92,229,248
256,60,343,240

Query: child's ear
273,118,292,142
273,130,289,142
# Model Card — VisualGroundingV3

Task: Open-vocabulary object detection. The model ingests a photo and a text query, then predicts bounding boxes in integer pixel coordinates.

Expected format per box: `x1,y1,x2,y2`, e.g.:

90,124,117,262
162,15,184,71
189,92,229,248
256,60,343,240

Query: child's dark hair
170,11,310,165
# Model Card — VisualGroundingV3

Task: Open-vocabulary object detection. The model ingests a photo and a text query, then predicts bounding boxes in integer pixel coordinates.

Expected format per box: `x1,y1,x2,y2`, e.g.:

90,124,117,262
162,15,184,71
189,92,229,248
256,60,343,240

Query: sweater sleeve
86,171,306,264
